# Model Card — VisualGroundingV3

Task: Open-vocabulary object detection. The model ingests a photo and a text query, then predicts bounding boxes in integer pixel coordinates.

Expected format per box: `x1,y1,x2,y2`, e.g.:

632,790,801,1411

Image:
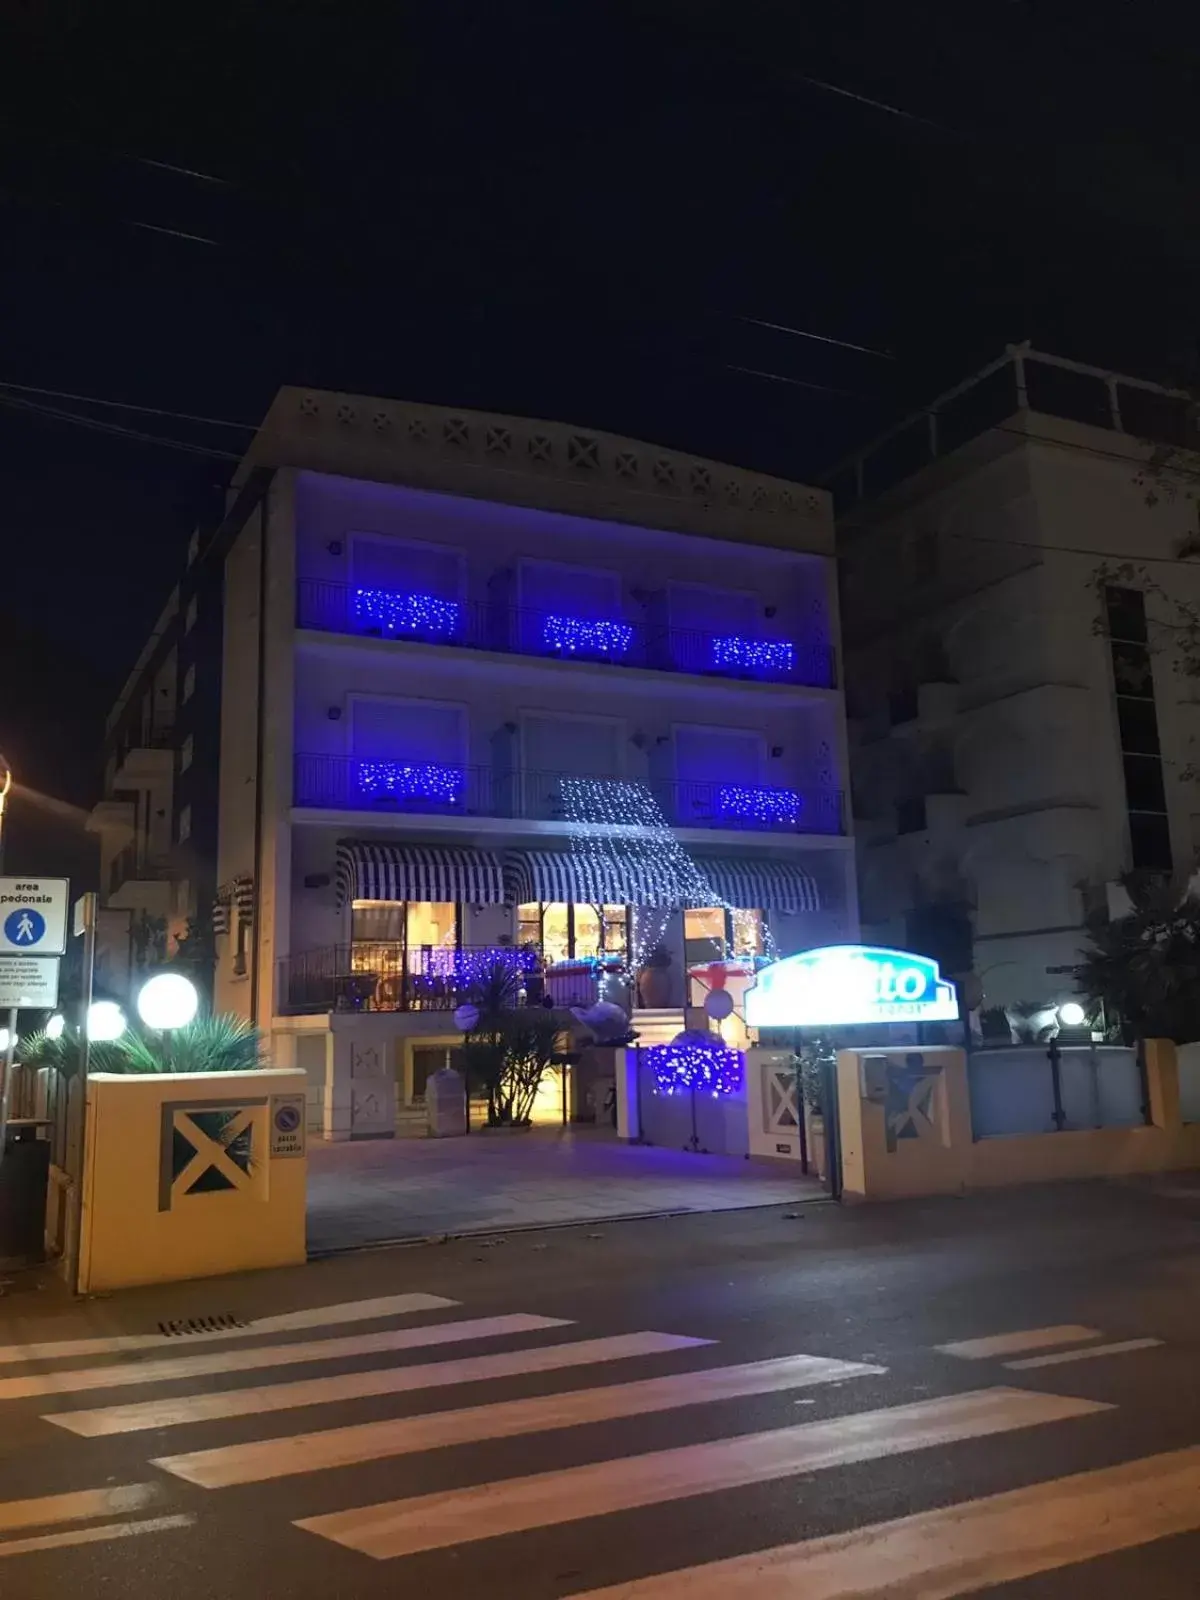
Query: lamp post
136,973,199,1032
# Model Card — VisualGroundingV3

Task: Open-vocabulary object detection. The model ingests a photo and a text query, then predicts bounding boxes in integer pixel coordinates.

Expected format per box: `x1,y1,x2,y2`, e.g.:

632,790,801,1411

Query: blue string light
356,761,465,806
542,614,635,659
411,945,539,984
645,1033,745,1098
717,784,802,829
711,635,796,678
354,587,461,640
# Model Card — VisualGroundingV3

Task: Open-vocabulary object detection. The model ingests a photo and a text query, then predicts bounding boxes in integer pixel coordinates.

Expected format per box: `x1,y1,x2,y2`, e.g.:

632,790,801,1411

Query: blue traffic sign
4,907,46,948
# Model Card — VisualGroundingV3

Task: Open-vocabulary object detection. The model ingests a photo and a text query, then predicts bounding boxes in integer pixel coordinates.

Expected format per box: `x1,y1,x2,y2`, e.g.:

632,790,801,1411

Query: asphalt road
1,1178,1199,1597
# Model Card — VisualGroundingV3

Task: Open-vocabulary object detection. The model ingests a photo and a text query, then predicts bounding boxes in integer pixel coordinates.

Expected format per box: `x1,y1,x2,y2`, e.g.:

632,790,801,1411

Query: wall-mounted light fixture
327,706,342,721
327,540,343,556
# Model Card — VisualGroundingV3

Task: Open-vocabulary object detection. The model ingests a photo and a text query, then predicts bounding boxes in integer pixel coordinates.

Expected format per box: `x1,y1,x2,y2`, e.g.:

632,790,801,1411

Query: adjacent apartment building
87,527,225,989
835,343,1200,1013
211,389,856,1136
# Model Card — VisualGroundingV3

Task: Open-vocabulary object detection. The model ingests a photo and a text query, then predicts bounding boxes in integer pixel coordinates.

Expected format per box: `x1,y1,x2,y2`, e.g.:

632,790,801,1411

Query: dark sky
2,0,1199,861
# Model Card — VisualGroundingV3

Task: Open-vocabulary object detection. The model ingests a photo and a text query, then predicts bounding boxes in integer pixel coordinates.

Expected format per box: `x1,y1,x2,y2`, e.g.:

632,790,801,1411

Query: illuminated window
518,902,627,962
684,906,765,965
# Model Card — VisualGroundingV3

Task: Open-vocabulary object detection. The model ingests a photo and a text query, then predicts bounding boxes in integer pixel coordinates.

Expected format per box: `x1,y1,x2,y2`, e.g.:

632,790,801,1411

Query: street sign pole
70,893,97,1296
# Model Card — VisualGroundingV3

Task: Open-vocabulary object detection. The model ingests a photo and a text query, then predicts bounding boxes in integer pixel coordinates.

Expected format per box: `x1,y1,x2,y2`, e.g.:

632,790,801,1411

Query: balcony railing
109,846,175,895
294,757,845,834
296,581,835,688
278,942,633,1016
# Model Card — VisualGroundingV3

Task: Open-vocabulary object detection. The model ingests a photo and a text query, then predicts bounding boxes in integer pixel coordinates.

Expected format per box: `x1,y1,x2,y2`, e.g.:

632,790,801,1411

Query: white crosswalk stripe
0,1292,459,1366
562,1446,1200,1598
0,1481,195,1561
0,1312,568,1401
153,1353,885,1488
294,1387,1109,1560
1,1293,1184,1591
46,1330,711,1436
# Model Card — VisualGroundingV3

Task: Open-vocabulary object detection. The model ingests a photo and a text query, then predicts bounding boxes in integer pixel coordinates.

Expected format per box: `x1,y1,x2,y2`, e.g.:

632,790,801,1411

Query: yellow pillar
1143,1038,1182,1131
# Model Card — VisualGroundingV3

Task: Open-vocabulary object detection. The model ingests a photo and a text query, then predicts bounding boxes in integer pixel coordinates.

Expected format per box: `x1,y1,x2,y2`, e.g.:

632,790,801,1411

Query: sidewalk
306,1126,820,1252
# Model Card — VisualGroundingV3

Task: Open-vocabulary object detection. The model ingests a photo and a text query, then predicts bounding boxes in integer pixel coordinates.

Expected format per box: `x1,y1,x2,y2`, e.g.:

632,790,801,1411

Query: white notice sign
0,879,69,956
0,956,60,1009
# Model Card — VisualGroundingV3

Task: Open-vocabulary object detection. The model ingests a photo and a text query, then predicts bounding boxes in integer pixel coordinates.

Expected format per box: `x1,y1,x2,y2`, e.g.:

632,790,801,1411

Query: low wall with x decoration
78,1068,308,1293
836,1041,1200,1202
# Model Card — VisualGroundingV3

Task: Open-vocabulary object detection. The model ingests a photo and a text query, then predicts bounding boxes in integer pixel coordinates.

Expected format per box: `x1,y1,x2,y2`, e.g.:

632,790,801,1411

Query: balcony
277,942,632,1017
294,757,845,835
296,581,835,688
112,721,176,788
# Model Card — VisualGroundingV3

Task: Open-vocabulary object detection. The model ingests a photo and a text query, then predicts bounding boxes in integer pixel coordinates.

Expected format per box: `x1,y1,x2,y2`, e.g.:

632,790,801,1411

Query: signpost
0,878,71,1183
0,878,69,955
0,957,59,1010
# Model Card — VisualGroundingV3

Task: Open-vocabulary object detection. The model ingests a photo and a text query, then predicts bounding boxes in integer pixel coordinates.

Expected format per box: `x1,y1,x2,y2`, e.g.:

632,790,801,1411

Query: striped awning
336,841,507,907
693,856,821,913
504,849,680,908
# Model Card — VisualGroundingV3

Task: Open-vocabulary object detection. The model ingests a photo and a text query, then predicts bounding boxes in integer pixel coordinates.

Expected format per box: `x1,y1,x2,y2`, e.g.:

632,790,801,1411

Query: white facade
212,387,856,1137
838,345,1200,1011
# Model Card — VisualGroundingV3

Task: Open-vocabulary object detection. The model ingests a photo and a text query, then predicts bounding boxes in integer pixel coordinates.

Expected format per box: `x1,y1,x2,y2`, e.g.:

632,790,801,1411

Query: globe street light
136,973,199,1031
1057,1001,1086,1028
86,1001,126,1042
45,1013,65,1040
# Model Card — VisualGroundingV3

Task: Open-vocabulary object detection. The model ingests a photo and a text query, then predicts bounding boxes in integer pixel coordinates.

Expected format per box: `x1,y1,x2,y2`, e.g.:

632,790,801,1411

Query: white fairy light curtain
557,777,776,969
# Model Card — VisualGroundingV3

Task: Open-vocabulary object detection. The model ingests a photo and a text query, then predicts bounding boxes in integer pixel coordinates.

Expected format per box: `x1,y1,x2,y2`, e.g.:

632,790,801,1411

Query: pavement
306,1125,819,1251
1,1177,1200,1595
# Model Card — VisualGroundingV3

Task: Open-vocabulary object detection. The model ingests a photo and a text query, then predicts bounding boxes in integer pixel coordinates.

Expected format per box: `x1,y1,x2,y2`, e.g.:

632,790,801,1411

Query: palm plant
16,1014,263,1076
1076,874,1200,1044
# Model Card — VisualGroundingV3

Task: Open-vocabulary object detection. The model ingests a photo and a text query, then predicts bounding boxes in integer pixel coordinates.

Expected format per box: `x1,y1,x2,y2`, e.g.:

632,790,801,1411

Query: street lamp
1057,1001,1086,1028
45,1013,65,1041
136,973,199,1031
86,1001,126,1042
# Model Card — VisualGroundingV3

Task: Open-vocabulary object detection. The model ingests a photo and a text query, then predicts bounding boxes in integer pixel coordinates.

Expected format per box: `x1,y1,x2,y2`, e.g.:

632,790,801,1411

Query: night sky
2,2,1198,877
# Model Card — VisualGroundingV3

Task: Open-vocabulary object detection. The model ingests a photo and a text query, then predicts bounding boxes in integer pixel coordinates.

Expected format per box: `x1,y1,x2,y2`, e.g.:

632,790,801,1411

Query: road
1,1177,1199,1596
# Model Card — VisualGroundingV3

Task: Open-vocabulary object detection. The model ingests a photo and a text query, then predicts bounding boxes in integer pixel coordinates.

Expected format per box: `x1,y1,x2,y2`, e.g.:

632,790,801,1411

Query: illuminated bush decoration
356,761,465,806
542,614,635,659
354,587,461,640
717,784,802,829
646,1031,745,1098
710,636,796,677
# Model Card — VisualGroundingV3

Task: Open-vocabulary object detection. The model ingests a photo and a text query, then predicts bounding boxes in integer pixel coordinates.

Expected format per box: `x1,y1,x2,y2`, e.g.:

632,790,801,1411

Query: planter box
78,1068,308,1293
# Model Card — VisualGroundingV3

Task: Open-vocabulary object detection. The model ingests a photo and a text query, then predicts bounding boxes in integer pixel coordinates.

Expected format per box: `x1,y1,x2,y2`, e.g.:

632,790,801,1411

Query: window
185,595,198,633
684,906,765,966
177,805,191,842
1105,584,1171,873
182,664,195,704
517,902,627,963
180,735,194,772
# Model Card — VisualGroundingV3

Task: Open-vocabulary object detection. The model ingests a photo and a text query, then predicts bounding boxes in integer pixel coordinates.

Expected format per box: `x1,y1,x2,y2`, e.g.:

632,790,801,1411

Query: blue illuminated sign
745,945,959,1028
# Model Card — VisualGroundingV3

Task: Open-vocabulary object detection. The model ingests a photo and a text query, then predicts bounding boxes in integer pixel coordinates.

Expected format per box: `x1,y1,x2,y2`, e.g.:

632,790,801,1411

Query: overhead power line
737,317,894,360
0,379,256,431
0,392,242,461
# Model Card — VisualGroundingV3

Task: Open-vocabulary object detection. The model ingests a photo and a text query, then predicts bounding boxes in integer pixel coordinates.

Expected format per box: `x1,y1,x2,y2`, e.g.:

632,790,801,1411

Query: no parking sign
270,1095,307,1159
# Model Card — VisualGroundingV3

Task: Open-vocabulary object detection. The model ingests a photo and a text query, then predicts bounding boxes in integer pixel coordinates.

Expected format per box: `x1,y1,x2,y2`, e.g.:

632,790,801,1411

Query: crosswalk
0,1289,1192,1592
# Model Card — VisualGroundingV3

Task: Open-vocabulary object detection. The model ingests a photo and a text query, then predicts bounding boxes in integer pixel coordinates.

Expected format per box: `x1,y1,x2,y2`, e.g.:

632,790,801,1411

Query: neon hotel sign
744,945,959,1028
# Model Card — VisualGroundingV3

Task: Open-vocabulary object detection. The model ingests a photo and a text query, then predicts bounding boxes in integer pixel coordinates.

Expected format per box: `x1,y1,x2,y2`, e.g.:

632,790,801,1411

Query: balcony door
672,724,766,827
350,696,468,809
519,712,622,820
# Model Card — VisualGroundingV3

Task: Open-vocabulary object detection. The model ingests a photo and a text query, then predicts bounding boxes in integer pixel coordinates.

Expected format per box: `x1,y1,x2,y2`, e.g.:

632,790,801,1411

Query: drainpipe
249,479,271,1026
